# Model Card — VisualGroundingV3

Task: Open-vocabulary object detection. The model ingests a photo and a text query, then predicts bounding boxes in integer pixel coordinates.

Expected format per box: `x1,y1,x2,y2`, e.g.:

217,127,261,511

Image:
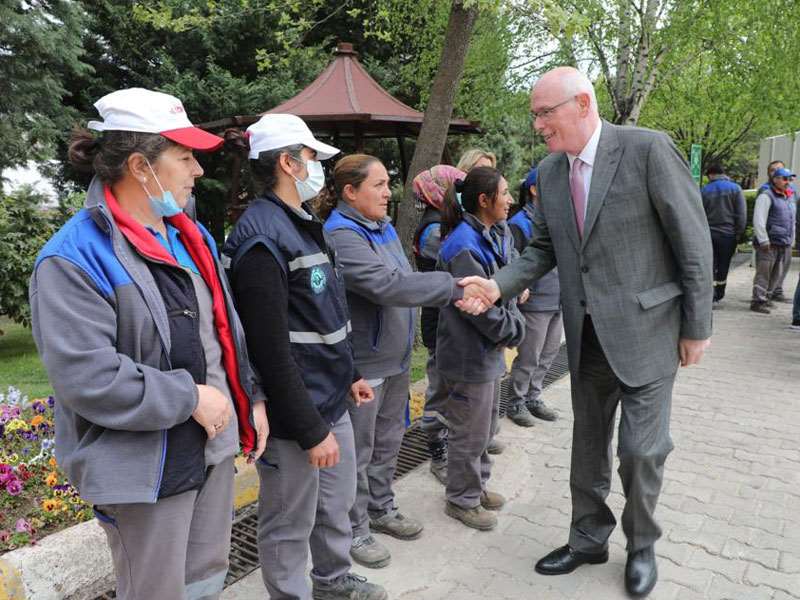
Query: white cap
87,88,223,151
246,114,339,160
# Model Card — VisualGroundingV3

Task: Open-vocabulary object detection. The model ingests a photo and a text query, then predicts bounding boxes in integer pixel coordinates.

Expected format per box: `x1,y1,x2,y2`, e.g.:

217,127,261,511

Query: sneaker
370,510,423,540
771,293,792,303
480,490,506,511
445,501,497,530
428,438,448,485
487,438,505,455
312,573,388,600
712,300,723,310
507,403,536,427
349,535,391,569
526,398,558,422
750,301,771,314
790,320,800,331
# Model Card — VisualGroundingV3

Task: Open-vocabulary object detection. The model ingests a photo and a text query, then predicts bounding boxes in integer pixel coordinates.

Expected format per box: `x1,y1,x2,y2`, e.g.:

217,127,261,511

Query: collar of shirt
147,223,201,275
567,120,602,170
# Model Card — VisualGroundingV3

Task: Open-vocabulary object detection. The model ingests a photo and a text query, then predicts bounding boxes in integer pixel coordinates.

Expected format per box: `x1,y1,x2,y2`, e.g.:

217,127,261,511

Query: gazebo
198,42,481,211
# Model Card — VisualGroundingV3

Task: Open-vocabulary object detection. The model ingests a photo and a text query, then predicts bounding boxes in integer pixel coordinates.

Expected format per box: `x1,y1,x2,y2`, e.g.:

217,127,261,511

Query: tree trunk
396,0,479,255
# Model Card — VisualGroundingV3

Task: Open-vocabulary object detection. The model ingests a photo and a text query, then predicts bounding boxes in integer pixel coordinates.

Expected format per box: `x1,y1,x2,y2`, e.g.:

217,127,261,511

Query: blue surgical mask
291,158,325,202
141,158,182,217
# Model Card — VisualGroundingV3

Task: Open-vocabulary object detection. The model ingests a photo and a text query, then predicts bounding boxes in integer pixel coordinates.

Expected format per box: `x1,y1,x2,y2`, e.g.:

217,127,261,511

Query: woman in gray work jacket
29,88,267,600
324,154,465,570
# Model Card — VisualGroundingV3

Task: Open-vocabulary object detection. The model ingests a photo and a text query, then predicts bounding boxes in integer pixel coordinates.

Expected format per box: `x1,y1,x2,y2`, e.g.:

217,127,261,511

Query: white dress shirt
567,121,603,220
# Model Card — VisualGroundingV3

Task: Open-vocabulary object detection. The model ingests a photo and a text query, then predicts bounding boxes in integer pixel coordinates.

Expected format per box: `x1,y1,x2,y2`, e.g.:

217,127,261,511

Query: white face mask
291,157,325,202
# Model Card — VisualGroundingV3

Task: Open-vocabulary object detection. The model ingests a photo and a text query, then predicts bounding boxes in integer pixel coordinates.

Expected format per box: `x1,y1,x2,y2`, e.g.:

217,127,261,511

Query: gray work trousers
95,456,235,600
420,351,449,444
569,318,675,554
442,377,500,509
257,413,356,600
348,370,410,537
772,245,794,297
508,310,563,408
753,244,789,302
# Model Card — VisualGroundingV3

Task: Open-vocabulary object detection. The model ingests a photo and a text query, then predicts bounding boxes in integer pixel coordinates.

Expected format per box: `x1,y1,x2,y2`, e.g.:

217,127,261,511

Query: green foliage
0,188,83,327
0,1,92,177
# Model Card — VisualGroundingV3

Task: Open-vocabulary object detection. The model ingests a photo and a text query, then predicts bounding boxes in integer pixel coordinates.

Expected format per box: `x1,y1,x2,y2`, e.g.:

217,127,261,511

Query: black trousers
710,231,737,301
568,317,675,553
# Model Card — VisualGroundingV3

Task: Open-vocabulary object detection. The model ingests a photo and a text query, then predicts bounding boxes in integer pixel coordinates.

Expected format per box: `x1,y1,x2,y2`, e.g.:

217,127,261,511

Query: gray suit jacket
494,122,712,387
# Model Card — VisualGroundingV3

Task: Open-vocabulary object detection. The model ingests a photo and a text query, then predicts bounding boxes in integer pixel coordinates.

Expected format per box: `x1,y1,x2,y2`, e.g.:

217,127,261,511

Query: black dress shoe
625,546,657,598
534,544,609,575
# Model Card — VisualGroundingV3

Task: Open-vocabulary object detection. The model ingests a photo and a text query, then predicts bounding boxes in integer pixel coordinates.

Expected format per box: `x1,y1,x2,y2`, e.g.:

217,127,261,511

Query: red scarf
104,186,256,453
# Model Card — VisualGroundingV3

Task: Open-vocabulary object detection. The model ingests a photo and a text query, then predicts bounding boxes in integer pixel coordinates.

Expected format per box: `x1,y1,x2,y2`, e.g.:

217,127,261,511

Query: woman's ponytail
441,178,466,239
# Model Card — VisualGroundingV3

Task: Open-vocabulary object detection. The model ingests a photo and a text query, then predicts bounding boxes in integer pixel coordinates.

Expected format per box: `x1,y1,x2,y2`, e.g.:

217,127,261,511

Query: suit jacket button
580,300,586,307
581,266,589,273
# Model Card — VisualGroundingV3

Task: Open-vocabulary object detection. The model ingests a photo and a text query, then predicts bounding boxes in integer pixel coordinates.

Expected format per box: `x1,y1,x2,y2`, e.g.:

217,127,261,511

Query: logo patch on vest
310,266,327,294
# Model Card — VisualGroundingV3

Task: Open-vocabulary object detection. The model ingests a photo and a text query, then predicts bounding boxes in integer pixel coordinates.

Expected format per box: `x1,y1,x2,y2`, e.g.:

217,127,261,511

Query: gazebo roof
265,42,480,137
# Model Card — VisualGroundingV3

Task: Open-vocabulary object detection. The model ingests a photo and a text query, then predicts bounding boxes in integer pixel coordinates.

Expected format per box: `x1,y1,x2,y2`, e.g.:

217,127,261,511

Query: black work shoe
534,544,609,575
750,302,771,314
428,438,448,485
507,404,536,427
527,398,558,422
790,320,800,331
625,546,657,598
770,293,791,303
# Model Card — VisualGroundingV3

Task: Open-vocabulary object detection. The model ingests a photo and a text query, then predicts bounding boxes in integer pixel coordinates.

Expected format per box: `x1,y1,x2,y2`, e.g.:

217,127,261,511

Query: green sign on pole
690,144,702,185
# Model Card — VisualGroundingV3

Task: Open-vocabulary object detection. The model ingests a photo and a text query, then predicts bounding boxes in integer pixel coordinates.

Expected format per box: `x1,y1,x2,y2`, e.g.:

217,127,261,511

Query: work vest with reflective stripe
223,193,354,428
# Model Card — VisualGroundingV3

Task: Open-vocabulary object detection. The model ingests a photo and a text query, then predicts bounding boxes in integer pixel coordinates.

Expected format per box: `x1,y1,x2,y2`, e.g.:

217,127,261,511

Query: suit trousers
568,317,675,554
256,413,356,600
421,350,450,444
443,377,500,509
95,456,235,600
508,310,563,407
348,370,410,537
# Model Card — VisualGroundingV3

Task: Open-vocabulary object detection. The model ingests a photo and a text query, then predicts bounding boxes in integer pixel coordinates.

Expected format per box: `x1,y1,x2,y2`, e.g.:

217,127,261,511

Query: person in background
758,160,797,303
436,166,525,532
506,166,562,427
30,88,268,599
412,165,466,485
700,163,746,307
325,155,467,570
223,115,386,600
456,148,497,173
751,167,796,314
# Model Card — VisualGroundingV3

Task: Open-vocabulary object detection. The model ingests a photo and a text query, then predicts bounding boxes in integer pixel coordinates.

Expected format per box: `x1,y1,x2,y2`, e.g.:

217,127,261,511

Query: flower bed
0,387,91,552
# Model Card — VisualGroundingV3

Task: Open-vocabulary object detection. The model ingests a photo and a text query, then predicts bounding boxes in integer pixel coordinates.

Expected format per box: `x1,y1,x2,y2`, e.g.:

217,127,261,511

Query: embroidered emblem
310,266,327,294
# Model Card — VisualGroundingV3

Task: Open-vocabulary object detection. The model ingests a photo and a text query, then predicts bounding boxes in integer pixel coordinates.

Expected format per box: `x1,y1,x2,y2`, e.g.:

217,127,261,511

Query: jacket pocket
635,281,683,310
158,419,207,499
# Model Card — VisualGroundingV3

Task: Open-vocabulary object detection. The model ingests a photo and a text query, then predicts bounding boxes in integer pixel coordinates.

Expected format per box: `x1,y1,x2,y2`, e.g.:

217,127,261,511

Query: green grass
410,343,428,384
0,317,52,399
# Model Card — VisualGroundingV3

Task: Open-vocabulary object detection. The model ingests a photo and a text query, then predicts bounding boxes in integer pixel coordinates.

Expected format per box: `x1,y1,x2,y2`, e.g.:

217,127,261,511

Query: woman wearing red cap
30,88,268,599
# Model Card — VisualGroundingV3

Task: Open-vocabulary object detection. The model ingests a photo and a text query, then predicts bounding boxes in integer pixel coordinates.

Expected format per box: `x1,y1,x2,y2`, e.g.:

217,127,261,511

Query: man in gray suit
458,67,713,598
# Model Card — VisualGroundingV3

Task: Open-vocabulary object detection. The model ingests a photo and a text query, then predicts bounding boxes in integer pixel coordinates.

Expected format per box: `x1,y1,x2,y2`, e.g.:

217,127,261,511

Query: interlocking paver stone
223,258,800,599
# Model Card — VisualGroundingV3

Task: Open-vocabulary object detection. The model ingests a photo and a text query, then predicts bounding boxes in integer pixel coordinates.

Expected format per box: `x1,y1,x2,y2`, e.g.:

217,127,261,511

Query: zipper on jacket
168,308,198,319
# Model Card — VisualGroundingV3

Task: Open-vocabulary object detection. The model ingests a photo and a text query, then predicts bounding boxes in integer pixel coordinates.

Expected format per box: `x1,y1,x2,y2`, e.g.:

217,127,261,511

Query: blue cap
773,167,796,178
524,166,538,188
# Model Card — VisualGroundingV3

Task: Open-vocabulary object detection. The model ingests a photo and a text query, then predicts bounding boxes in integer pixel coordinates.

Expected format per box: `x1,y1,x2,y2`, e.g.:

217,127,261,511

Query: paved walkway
224,257,800,600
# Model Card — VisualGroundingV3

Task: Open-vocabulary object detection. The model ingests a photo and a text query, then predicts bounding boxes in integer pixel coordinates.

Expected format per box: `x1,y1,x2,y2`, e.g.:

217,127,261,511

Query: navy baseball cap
524,166,538,188
773,167,796,178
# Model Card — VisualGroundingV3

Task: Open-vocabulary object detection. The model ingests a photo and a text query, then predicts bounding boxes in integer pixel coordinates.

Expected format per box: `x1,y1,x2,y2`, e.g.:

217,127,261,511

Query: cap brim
161,127,224,151
305,138,340,160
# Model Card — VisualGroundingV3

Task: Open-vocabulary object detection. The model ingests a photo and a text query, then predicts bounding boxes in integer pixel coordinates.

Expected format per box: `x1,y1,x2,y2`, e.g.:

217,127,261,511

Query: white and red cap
246,114,339,160
87,88,223,151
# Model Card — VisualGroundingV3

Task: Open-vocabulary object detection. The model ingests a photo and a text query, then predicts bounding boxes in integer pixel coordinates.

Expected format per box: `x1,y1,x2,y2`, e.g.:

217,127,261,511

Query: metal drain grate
94,344,570,596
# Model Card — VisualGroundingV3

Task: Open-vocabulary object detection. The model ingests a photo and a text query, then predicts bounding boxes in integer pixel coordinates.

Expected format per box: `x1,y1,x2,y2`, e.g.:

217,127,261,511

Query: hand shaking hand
455,276,501,315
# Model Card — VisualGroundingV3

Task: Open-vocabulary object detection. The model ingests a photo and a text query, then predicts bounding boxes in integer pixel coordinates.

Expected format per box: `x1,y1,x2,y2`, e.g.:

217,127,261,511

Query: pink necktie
570,158,586,238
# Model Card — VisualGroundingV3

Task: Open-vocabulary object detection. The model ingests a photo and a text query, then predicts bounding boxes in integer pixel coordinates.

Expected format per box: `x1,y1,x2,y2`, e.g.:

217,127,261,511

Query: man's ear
576,92,591,114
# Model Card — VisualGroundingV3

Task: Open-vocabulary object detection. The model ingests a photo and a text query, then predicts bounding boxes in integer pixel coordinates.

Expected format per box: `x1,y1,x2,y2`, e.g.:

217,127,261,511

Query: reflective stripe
290,323,349,345
288,252,329,271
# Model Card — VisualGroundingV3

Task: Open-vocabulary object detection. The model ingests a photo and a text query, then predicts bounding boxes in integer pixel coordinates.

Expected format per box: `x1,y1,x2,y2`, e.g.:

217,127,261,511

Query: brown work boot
445,502,497,530
480,490,506,511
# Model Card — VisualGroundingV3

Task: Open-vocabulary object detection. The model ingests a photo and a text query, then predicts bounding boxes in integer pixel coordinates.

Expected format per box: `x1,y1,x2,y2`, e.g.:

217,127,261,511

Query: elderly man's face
531,82,587,155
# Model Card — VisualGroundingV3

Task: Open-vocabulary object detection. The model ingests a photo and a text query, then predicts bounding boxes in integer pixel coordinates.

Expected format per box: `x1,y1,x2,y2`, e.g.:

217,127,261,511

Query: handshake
456,276,502,314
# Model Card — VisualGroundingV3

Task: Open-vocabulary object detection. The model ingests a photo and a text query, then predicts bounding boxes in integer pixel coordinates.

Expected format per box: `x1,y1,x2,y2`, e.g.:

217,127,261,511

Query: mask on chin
141,158,182,217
